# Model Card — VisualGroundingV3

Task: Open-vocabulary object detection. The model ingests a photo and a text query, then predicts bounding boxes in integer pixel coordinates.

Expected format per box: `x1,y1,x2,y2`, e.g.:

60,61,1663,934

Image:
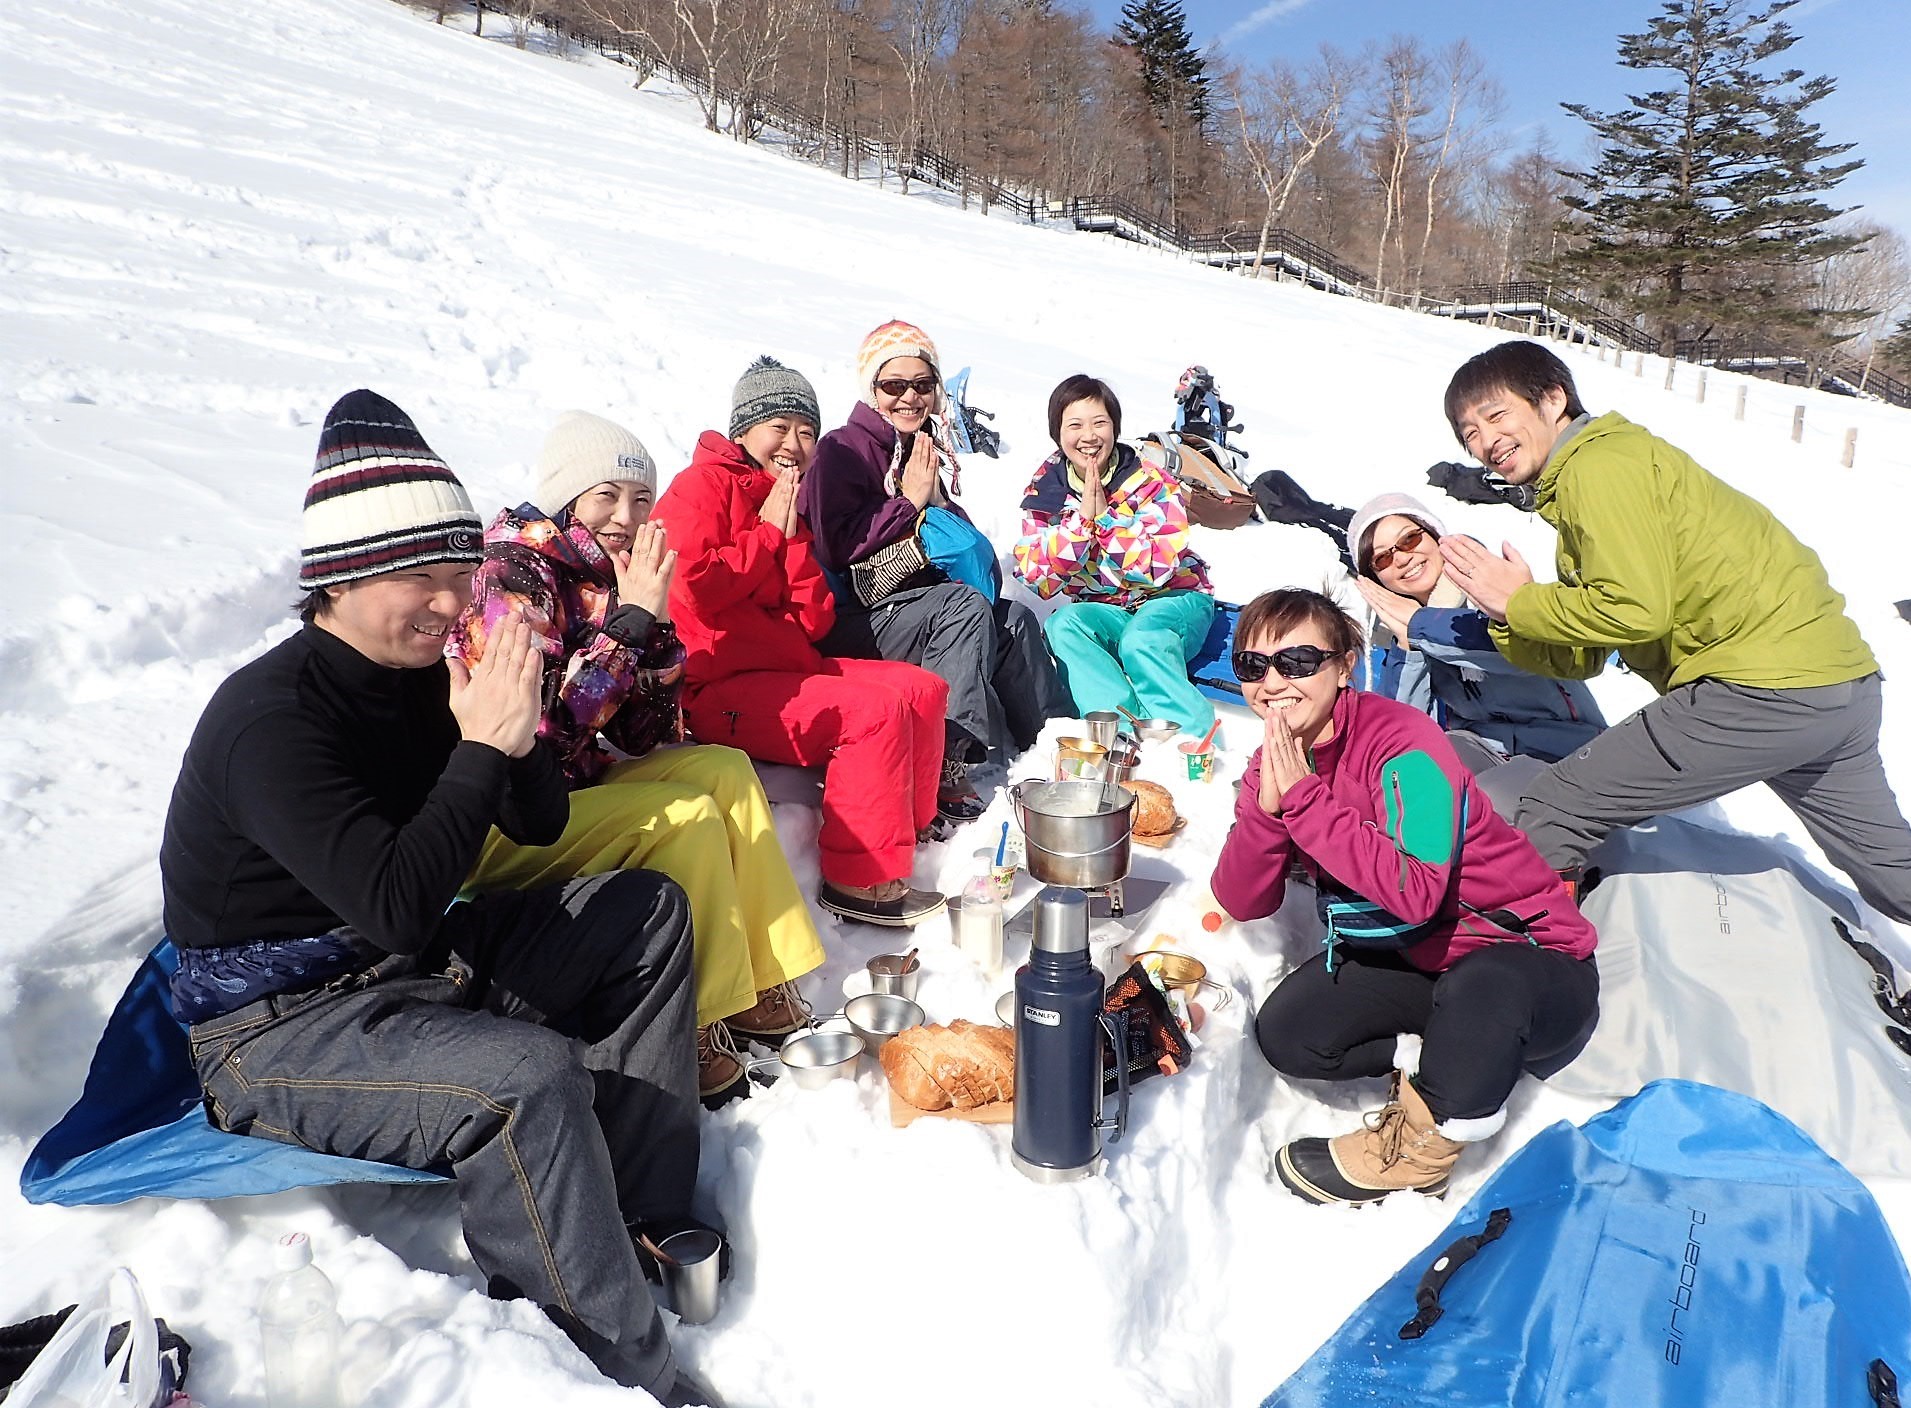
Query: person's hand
1439,538,1534,623
1354,576,1418,641
1078,470,1107,524
760,468,797,536
900,432,939,509
1257,707,1313,815
447,609,543,758
613,521,677,621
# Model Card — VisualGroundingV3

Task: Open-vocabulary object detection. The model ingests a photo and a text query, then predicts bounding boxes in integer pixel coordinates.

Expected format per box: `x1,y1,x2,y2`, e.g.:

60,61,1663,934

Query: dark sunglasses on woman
874,375,939,397
1232,645,1340,683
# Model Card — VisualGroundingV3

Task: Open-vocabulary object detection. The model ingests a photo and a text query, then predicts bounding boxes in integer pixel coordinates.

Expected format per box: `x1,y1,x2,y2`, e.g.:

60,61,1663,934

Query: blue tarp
1264,1080,1911,1407
21,939,447,1206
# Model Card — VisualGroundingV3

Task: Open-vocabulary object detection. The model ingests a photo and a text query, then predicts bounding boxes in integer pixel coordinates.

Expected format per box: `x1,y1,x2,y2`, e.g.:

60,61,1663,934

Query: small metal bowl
1129,718,1182,743
1134,949,1207,993
994,990,1016,1027
777,1029,865,1089
844,993,924,1053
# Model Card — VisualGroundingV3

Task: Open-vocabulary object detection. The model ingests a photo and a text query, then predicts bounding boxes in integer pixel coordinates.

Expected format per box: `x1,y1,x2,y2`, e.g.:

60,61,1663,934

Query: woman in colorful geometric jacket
1211,588,1597,1207
450,409,827,1103
652,356,949,929
1347,490,1604,788
798,320,1069,817
1013,373,1216,734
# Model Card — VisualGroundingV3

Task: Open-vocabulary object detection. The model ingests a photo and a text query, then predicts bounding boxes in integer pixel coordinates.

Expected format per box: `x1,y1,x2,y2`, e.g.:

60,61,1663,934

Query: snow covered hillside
3,0,1910,1404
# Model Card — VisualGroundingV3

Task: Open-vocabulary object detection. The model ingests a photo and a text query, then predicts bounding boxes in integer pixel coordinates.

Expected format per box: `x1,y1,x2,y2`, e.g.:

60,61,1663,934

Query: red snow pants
684,658,947,888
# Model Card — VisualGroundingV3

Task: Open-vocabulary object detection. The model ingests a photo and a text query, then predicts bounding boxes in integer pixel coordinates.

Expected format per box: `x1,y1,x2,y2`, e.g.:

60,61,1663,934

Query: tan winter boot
1276,1075,1471,1206
723,981,812,1047
697,1022,747,1107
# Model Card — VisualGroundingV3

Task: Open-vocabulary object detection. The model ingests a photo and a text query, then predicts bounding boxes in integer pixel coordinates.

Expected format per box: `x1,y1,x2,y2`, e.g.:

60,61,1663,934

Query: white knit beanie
534,411,656,516
1348,492,1448,577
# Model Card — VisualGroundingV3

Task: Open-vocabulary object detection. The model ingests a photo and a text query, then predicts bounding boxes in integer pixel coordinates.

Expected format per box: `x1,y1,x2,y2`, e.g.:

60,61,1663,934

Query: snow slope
3,1,1909,1404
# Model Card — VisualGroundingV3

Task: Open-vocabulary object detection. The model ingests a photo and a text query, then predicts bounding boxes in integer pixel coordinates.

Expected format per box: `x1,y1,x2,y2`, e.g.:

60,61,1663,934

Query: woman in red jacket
653,357,947,928
1211,588,1598,1205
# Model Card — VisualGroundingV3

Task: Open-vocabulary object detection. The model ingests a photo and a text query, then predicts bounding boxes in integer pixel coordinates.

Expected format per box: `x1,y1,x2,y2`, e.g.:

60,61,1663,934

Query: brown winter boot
723,981,811,1046
1276,1075,1468,1206
697,1022,747,1107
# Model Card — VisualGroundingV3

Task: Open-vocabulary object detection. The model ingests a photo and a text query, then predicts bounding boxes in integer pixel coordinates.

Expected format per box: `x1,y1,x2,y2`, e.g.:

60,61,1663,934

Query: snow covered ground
4,0,1910,1404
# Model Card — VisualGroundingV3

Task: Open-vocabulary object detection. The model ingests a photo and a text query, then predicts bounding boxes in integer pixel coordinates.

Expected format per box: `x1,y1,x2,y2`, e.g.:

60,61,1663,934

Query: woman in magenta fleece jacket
1211,588,1598,1206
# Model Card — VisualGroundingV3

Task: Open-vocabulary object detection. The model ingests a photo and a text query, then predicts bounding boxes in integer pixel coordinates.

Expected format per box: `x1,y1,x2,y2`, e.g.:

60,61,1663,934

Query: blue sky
1091,0,1911,241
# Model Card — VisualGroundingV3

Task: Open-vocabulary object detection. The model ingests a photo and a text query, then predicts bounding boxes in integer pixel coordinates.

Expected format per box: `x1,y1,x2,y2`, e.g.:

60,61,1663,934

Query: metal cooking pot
1010,779,1134,889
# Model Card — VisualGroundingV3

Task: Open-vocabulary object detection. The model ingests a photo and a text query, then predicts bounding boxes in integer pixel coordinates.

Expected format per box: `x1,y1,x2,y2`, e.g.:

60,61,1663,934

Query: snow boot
696,1023,747,1108
818,879,947,927
936,756,987,824
1276,1073,1485,1206
722,981,811,1047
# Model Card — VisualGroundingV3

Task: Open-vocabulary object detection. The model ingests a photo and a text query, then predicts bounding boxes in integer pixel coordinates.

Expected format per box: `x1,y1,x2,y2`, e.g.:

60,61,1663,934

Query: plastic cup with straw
1179,717,1222,782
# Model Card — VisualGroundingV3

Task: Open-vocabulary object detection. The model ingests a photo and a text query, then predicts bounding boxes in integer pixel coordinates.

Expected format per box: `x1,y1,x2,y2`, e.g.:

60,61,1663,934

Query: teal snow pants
1043,591,1217,734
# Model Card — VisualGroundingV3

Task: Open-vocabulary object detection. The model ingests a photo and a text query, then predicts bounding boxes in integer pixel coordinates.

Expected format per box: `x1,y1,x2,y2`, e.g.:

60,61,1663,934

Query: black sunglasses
874,375,939,397
1231,645,1341,683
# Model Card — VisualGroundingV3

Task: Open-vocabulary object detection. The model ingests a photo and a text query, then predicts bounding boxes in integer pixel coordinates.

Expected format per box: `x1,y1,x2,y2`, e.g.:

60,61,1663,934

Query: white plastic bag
7,1268,161,1408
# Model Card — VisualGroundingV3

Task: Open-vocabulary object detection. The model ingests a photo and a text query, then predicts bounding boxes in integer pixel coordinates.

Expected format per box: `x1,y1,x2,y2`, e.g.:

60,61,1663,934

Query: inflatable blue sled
1264,1080,1911,1408
21,939,447,1206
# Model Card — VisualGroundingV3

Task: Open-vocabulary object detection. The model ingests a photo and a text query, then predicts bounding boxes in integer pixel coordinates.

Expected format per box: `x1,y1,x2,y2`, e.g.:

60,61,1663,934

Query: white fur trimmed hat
299,389,483,589
534,410,656,516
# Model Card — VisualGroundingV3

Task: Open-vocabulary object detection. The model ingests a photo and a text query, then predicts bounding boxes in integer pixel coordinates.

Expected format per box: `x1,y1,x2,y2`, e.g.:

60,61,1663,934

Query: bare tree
1411,38,1500,296
1363,35,1430,291
1224,45,1357,274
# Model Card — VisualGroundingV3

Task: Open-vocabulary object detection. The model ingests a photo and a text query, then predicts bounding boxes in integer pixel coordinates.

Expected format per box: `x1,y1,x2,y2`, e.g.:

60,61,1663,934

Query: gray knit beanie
729,356,821,440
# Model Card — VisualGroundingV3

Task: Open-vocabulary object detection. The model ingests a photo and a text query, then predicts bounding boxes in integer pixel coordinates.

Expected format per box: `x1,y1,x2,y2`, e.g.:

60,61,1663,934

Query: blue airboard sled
21,939,446,1206
1265,1080,1911,1408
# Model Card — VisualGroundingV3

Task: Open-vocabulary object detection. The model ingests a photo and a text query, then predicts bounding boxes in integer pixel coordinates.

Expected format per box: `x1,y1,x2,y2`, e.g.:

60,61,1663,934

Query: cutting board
887,1084,1014,1128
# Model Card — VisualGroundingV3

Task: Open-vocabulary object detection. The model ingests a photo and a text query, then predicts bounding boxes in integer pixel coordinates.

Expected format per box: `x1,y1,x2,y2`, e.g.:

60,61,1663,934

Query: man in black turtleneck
158,390,715,1406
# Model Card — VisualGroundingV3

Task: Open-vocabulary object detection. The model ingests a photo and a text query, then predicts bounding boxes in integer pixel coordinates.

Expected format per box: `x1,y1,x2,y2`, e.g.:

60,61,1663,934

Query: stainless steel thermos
1011,887,1130,1182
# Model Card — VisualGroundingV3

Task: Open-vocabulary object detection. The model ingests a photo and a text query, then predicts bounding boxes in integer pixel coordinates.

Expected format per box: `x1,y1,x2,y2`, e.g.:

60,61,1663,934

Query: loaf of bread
881,1020,1017,1111
1121,779,1178,836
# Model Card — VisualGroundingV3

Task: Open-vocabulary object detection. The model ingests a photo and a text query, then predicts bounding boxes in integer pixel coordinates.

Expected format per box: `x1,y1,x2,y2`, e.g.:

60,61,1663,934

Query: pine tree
1883,314,1911,376
1113,0,1209,126
1554,0,1863,352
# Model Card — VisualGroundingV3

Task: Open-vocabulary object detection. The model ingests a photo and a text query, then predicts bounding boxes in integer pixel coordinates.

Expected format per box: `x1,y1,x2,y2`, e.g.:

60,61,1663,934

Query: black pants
1255,944,1599,1122
822,582,1069,759
189,870,697,1396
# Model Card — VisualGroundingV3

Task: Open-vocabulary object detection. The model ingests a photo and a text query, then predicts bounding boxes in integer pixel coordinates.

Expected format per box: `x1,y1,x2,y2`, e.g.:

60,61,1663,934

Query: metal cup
658,1229,723,1325
1082,711,1122,748
867,953,921,1000
1103,746,1141,784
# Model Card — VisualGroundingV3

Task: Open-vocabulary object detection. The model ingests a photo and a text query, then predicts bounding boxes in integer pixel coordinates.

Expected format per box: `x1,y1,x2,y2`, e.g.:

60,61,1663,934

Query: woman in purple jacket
798,320,1068,822
1211,588,1598,1206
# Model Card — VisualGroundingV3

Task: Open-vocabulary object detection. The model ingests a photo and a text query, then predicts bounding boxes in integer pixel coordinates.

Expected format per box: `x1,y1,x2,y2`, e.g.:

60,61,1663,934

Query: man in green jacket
1437,340,1911,923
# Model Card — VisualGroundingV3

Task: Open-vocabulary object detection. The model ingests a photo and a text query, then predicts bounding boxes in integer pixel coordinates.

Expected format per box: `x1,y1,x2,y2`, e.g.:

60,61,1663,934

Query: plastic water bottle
957,872,1005,974
260,1232,342,1408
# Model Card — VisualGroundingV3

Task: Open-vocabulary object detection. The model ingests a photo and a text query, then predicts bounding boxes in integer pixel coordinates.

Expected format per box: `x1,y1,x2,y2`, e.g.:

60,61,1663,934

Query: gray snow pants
823,581,1069,760
188,870,698,1397
1515,673,1911,923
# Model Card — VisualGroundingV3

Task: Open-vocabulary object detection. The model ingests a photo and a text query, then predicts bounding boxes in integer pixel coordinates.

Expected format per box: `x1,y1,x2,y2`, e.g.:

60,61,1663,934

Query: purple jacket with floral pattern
448,504,685,788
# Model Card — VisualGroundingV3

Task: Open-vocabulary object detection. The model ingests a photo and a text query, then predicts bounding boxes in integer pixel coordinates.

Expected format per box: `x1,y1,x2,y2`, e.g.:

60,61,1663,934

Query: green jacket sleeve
1503,447,1676,651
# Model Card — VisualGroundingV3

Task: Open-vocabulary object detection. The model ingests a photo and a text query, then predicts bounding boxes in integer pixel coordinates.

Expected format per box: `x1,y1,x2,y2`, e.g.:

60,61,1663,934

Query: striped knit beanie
855,319,942,410
534,411,656,517
730,356,821,440
299,389,482,588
